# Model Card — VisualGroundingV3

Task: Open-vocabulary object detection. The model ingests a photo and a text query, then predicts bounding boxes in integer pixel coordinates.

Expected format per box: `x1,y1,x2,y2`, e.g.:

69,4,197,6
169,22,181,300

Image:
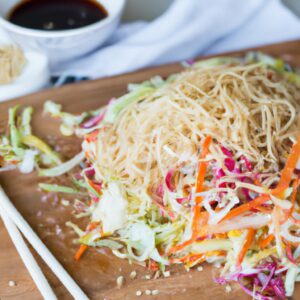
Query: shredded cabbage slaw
1,52,300,299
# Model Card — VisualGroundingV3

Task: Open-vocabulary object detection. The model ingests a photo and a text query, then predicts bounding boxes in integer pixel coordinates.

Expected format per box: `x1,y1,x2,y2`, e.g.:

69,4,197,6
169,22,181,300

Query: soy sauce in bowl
7,0,108,31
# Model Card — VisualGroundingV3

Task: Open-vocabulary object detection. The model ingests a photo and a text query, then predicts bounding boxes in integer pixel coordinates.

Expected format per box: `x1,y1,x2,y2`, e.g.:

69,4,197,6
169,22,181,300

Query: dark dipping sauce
8,0,108,31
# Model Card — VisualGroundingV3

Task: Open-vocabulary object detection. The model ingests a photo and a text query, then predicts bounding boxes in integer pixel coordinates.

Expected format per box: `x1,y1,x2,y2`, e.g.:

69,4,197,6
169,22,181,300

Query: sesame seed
8,280,16,287
136,290,142,296
153,271,160,280
225,285,232,293
197,266,203,271
163,270,170,277
116,276,124,289
145,289,151,295
152,290,160,295
130,270,137,279
61,199,70,206
145,274,151,280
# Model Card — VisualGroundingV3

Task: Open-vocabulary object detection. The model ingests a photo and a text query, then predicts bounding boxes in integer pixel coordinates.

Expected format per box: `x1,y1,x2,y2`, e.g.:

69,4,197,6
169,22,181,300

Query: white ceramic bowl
0,0,125,66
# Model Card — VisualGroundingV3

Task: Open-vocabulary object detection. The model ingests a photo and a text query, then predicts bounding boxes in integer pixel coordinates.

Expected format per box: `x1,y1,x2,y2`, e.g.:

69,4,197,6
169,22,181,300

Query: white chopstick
0,204,57,300
0,186,89,300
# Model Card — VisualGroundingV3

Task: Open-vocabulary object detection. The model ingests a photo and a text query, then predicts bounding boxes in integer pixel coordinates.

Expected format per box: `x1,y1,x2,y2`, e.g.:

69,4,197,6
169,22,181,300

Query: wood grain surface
0,40,300,300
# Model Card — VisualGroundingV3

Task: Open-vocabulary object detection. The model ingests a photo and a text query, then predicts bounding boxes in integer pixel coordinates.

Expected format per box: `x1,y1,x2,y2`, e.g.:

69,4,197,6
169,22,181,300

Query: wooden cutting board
0,40,300,300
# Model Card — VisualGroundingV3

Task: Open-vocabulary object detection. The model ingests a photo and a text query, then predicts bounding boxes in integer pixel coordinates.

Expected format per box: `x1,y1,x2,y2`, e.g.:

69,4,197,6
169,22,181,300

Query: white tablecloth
50,0,300,78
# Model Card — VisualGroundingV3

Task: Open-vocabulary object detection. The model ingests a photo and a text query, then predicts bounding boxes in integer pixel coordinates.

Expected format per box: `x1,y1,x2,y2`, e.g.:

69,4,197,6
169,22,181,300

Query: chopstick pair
0,205,57,300
0,186,89,300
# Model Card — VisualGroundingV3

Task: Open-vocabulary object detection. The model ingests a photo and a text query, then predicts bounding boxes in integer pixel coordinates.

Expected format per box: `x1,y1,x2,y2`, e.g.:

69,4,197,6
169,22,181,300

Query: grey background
283,0,300,17
122,0,300,21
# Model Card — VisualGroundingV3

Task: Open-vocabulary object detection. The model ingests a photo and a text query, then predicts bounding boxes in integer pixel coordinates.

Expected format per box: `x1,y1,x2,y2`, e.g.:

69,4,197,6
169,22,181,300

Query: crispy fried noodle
1,52,300,299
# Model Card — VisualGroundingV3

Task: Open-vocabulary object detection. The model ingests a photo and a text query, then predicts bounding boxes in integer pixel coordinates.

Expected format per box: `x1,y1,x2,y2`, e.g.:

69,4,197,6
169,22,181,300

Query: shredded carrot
206,250,226,257
86,177,102,195
253,178,262,186
170,253,205,264
74,221,100,261
168,212,208,254
215,233,227,239
195,136,212,202
146,259,159,271
169,137,212,254
184,254,205,263
10,160,19,165
87,222,99,231
192,211,209,238
285,241,297,264
74,244,88,261
255,205,273,213
259,234,274,249
272,137,300,196
185,257,206,268
291,216,300,225
192,136,212,234
86,130,99,143
280,179,299,225
220,194,270,223
214,206,223,213
237,228,256,266
100,227,105,236
169,240,193,254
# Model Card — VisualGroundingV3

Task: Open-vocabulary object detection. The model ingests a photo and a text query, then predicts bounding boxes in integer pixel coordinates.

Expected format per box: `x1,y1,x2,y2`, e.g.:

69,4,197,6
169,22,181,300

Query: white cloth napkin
53,0,300,78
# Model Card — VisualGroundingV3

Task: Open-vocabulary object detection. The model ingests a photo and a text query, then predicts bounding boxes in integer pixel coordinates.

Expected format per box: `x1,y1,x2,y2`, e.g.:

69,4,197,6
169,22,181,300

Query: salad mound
1,52,300,299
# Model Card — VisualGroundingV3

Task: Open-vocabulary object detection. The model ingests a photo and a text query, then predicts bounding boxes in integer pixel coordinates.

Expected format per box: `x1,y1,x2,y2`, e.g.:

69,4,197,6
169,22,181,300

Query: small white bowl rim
0,0,125,38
